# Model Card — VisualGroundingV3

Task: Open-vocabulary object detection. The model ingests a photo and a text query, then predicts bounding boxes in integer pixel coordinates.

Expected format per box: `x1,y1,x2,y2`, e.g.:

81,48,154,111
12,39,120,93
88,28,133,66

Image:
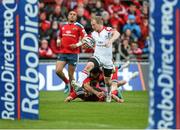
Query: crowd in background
38,0,149,62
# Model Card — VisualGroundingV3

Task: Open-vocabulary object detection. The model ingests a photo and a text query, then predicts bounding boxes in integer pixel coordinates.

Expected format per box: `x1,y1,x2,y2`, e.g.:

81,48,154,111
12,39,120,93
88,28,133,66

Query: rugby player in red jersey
65,64,138,102
55,11,87,94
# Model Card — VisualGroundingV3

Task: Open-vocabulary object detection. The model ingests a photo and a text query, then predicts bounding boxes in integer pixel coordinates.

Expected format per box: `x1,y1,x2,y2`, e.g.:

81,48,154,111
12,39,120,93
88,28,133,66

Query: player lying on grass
64,63,138,102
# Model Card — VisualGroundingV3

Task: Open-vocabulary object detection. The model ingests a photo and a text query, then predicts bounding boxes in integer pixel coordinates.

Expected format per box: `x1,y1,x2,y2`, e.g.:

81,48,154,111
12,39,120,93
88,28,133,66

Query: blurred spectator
123,14,141,41
141,1,149,18
76,6,91,33
49,21,61,54
91,0,104,16
82,0,94,13
39,39,55,58
54,0,68,16
125,2,141,24
119,39,131,60
108,0,127,31
48,5,67,23
38,1,54,15
75,2,91,19
39,12,51,40
64,0,78,10
102,11,111,27
121,28,133,41
112,37,121,60
103,0,113,10
139,16,149,49
129,41,143,55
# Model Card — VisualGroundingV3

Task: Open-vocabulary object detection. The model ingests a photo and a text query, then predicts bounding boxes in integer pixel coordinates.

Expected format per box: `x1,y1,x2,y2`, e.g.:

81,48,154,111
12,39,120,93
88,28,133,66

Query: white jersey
91,26,113,69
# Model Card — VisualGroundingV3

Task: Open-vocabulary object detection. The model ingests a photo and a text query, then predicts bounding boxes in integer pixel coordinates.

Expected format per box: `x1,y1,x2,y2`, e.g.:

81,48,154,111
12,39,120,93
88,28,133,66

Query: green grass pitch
0,91,148,129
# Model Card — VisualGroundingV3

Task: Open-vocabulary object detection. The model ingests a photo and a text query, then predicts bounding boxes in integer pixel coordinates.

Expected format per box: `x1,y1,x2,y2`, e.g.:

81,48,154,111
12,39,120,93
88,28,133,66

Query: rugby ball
82,36,95,48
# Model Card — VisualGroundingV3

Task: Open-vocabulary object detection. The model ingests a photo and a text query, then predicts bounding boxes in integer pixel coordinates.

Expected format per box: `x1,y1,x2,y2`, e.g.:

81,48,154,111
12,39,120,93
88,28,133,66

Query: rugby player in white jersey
72,16,120,102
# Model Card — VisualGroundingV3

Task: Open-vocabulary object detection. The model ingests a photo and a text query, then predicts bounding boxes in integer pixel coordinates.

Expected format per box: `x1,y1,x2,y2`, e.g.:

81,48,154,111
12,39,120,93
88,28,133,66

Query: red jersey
83,67,118,88
59,22,86,54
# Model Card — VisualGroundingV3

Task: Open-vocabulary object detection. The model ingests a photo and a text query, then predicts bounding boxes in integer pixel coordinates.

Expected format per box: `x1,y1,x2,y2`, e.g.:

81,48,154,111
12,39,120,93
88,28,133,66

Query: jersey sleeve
83,77,91,84
105,26,114,38
75,22,87,38
79,27,87,38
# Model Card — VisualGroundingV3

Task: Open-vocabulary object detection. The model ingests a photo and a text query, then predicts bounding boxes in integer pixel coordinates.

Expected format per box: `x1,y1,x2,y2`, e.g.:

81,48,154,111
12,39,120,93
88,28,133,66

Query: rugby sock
77,70,89,87
70,85,74,93
63,78,69,84
106,84,111,94
126,71,139,82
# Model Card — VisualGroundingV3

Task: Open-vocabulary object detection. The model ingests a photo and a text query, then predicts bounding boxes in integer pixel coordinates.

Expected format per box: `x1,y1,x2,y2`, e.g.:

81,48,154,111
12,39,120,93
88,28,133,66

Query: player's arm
69,39,84,49
70,23,87,49
83,82,104,98
56,37,61,47
106,28,120,47
70,35,95,49
110,29,120,43
56,25,62,47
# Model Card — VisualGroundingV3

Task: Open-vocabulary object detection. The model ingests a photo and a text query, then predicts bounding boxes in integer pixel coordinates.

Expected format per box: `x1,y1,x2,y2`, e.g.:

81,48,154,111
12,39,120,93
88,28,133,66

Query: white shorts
93,55,113,70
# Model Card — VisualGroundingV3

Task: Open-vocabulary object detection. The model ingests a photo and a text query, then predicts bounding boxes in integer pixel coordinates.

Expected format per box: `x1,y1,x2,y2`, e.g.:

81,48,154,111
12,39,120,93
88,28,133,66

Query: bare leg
72,62,95,88
56,61,70,93
104,76,112,102
68,64,76,92
56,61,68,82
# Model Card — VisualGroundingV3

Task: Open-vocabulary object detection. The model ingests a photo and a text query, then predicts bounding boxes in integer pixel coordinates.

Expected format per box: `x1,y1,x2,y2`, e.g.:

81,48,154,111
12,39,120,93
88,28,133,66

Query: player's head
91,16,104,32
90,67,101,79
67,10,77,23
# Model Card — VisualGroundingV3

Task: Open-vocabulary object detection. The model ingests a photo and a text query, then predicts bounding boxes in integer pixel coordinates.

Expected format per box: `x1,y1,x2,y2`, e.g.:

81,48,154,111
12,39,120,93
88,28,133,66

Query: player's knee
104,78,112,86
55,68,63,75
84,63,94,71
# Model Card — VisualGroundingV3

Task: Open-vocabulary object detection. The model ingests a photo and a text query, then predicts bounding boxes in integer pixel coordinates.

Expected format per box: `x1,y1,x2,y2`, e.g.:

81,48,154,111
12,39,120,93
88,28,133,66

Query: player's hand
82,43,91,49
56,38,61,47
70,44,78,49
96,92,105,99
105,40,113,48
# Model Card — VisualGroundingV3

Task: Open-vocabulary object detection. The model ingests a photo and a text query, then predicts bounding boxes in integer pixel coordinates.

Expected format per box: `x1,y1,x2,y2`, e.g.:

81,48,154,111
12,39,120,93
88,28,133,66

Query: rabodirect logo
148,0,178,129
1,0,17,120
20,0,39,116
156,0,178,128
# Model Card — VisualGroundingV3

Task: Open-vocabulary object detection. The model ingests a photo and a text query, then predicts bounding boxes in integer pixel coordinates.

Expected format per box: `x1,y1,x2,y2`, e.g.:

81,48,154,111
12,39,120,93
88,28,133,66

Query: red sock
63,78,69,84
70,86,74,93
69,89,77,99
112,90,118,96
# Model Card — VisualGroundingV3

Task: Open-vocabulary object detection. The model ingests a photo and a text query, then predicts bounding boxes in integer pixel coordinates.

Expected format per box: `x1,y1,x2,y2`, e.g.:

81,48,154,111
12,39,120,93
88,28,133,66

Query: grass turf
0,91,148,129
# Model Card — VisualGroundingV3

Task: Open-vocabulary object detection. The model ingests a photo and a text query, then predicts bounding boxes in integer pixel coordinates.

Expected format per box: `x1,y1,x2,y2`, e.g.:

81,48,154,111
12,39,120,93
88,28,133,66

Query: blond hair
91,16,103,25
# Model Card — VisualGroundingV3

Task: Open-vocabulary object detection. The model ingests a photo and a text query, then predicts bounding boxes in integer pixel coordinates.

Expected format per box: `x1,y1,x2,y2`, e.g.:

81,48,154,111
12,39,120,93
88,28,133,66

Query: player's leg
65,87,87,102
64,89,77,102
66,54,79,93
72,57,99,89
68,64,76,93
111,90,124,103
56,58,69,93
103,68,113,102
118,60,130,71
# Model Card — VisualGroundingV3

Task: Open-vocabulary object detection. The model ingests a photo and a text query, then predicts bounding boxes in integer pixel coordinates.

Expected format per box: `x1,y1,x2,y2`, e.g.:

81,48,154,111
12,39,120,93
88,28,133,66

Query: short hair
91,16,103,25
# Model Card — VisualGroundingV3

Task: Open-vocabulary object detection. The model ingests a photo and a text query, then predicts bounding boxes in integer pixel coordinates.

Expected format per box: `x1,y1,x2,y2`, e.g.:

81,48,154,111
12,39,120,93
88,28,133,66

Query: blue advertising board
148,0,180,129
0,0,39,120
39,63,146,91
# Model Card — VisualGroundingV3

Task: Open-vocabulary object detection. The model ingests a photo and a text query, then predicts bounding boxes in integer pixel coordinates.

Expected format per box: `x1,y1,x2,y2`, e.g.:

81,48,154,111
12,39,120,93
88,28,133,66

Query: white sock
126,71,139,82
106,84,111,95
77,70,89,87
